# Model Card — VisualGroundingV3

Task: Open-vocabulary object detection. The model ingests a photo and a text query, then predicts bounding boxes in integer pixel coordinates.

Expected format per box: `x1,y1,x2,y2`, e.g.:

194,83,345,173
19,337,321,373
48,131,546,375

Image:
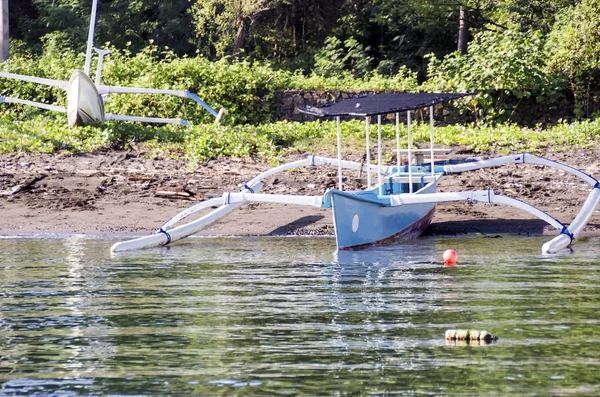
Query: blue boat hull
330,180,438,250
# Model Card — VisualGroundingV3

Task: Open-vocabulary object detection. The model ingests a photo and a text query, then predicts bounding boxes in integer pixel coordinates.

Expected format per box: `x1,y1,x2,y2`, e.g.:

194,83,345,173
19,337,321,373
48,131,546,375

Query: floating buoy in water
445,329,498,343
443,249,458,266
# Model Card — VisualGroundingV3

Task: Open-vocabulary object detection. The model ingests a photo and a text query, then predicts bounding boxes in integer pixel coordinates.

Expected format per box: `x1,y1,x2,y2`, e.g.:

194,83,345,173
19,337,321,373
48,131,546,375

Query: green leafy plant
313,36,374,78
545,0,600,118
424,29,567,123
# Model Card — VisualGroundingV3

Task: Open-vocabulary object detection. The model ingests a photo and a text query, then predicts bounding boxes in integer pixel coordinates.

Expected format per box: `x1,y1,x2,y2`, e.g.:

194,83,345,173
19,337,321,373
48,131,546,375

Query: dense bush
1,38,599,165
545,0,600,118
424,29,567,123
0,43,420,126
99,46,288,125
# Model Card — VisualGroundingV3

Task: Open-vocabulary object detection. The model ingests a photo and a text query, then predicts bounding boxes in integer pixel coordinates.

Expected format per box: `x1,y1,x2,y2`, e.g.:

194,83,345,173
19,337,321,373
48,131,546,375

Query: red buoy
443,249,458,266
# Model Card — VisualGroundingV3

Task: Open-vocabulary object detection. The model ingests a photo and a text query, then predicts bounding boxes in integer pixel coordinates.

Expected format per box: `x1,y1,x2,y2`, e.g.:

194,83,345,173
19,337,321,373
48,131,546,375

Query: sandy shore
1,148,600,240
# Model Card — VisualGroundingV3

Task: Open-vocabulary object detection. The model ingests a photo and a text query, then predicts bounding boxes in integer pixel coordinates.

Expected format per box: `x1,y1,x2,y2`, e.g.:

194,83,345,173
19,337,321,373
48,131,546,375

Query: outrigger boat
111,92,600,255
0,0,225,127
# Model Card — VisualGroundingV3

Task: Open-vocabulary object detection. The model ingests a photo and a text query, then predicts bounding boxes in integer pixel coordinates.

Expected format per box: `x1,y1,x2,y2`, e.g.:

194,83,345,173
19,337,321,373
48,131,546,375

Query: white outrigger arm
440,153,600,254
0,72,68,112
98,85,227,125
110,155,390,253
0,70,226,127
111,152,600,254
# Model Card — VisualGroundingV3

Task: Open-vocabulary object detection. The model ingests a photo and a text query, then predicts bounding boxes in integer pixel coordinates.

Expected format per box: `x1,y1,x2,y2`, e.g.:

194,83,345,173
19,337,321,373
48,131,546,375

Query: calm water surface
1,235,600,396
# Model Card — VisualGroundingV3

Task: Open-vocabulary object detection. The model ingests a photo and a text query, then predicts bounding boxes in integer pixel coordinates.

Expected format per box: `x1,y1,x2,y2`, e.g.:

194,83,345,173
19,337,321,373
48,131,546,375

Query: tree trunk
233,16,250,55
457,6,468,54
0,0,9,61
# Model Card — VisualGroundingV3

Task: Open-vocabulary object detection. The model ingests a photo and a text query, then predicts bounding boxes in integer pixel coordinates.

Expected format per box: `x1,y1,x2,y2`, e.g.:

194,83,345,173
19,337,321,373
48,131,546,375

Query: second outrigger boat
111,92,600,255
0,0,226,127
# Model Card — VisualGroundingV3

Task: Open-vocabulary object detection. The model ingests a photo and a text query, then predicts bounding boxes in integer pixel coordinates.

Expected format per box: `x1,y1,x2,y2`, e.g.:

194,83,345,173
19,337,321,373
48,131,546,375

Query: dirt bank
1,148,599,239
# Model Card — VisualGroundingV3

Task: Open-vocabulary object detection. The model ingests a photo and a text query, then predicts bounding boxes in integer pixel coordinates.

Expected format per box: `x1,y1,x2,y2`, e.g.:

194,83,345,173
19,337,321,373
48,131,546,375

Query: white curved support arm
542,186,600,254
98,85,223,122
223,192,323,207
522,153,598,186
391,188,566,232
444,153,598,186
160,181,264,231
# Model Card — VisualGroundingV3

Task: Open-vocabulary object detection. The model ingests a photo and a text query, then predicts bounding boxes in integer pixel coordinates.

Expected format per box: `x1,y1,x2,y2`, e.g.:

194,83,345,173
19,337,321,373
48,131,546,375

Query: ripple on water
0,236,599,395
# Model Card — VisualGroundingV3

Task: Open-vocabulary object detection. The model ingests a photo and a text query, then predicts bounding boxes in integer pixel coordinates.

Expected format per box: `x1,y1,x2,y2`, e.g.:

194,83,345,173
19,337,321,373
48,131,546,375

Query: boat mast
84,0,99,76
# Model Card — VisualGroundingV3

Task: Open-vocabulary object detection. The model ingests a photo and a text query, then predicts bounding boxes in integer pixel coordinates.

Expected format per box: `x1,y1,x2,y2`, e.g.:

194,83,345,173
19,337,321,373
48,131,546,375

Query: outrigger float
111,92,600,254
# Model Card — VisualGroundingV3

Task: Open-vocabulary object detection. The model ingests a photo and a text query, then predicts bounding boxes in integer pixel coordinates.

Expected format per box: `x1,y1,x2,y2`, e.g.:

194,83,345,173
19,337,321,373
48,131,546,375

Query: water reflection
62,236,116,380
0,236,599,395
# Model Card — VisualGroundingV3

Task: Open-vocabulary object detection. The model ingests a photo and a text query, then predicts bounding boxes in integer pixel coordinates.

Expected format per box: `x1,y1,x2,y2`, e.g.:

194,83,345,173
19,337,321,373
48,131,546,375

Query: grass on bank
1,114,600,165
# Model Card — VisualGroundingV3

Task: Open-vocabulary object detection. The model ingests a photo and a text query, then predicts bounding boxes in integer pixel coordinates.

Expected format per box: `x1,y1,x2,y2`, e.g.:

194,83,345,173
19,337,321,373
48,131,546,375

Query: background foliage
7,0,600,122
2,0,600,162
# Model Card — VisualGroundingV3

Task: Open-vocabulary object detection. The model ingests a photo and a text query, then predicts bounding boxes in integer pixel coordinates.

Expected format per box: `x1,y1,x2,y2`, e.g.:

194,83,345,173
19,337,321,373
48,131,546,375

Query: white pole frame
365,117,372,187
396,112,401,175
407,110,413,193
84,0,99,76
430,106,435,178
336,116,343,190
377,115,383,196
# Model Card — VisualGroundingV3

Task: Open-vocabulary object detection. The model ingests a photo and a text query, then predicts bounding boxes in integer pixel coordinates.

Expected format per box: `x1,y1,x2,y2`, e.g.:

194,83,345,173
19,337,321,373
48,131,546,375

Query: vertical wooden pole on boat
396,112,401,175
407,111,413,193
377,115,383,196
365,117,372,188
430,106,435,178
336,116,343,191
84,0,99,76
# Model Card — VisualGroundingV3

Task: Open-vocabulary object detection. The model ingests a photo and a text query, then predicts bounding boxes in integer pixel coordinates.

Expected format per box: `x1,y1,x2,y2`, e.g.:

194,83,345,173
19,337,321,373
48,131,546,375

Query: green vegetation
424,29,567,122
3,0,600,162
2,114,600,164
